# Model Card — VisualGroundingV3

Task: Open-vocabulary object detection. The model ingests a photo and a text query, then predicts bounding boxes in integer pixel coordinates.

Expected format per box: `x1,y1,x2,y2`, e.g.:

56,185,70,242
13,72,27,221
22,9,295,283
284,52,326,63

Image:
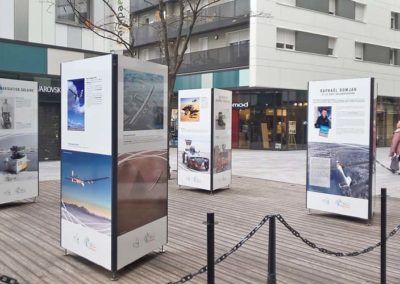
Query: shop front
231,88,308,150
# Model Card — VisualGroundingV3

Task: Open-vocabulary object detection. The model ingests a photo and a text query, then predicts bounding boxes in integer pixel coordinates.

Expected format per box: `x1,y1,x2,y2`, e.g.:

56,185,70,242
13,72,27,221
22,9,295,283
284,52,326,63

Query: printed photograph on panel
0,133,38,194
314,106,332,137
117,150,168,236
67,78,85,131
180,97,200,122
307,142,369,199
61,151,112,236
213,144,232,173
215,111,227,130
123,70,164,131
0,98,14,130
179,139,210,172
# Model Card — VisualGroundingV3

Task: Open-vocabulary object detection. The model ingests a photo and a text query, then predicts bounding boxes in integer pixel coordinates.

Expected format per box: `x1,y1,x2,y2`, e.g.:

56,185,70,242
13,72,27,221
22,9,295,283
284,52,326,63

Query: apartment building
132,0,400,150
1,0,400,153
249,0,400,149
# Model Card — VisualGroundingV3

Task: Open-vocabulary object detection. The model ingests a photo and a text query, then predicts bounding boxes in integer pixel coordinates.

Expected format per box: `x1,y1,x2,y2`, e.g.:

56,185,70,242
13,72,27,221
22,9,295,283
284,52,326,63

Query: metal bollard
207,212,215,284
267,216,277,284
381,188,387,284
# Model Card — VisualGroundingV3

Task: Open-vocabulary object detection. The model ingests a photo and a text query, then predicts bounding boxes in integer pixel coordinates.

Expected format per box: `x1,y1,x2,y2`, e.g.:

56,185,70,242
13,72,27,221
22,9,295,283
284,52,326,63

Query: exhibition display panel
178,88,232,191
0,78,39,204
306,78,376,220
60,55,168,272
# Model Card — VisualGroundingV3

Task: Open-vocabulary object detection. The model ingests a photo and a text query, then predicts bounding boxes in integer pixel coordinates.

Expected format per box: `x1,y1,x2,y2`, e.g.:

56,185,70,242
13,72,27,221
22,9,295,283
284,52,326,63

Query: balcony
131,0,177,13
150,41,249,74
133,0,250,47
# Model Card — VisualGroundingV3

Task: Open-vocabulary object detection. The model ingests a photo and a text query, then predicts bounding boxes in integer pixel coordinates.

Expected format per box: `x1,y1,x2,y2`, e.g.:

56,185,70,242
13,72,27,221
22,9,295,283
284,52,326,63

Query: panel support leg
111,272,118,281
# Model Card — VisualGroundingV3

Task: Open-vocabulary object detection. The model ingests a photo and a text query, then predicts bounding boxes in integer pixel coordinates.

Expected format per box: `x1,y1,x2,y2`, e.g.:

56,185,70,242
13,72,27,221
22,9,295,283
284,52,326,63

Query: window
277,29,335,56
335,0,355,20
295,31,331,55
355,42,363,60
364,44,390,64
355,3,365,21
356,42,396,65
328,0,335,14
56,0,89,25
276,29,295,50
296,0,329,13
198,37,208,51
390,49,400,65
328,38,336,55
226,29,249,45
391,12,400,30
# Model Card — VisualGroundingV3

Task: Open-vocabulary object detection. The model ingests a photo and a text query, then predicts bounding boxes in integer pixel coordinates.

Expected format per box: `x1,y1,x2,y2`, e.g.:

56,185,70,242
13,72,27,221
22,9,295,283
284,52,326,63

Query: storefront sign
38,85,60,95
232,102,248,108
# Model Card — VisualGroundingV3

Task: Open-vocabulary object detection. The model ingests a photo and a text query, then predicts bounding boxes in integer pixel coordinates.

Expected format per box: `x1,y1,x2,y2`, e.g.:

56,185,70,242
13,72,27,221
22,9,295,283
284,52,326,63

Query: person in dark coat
314,109,331,129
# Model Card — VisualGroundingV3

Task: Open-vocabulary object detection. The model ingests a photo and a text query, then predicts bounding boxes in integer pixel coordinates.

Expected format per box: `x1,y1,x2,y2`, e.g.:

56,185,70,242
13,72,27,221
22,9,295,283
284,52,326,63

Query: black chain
276,214,400,257
168,213,400,283
0,275,19,284
167,215,272,284
376,159,400,175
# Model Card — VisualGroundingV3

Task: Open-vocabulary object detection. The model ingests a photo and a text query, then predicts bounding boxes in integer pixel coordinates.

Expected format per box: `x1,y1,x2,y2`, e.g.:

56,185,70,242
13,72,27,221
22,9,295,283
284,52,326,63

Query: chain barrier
167,215,272,284
167,213,400,283
376,159,400,175
276,214,400,257
0,275,19,284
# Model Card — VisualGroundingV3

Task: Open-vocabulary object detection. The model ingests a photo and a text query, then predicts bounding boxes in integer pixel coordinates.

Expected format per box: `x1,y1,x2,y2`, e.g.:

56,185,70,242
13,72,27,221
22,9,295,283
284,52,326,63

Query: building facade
132,0,400,150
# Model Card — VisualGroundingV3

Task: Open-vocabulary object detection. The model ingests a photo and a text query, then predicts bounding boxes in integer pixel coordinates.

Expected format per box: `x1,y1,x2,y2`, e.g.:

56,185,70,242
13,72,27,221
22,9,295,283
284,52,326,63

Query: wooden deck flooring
1,175,400,283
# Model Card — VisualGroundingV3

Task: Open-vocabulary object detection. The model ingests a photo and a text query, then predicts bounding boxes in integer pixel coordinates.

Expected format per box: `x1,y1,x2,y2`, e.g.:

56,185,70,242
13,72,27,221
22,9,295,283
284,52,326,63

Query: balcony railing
150,41,249,74
132,0,250,47
131,0,177,13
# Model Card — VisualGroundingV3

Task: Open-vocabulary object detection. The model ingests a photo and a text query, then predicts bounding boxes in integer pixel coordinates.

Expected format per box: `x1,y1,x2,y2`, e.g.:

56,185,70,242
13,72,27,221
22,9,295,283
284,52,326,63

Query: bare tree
58,0,220,106
56,0,232,175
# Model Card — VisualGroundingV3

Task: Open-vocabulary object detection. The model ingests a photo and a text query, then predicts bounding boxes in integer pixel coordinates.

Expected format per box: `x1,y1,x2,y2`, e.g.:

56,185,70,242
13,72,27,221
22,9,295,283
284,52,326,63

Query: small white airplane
65,170,109,187
336,161,352,188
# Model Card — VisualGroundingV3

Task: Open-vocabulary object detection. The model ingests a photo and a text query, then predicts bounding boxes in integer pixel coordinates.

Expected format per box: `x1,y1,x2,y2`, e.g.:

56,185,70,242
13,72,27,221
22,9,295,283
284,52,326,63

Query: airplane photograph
67,78,85,131
180,97,200,122
65,170,109,187
123,70,164,131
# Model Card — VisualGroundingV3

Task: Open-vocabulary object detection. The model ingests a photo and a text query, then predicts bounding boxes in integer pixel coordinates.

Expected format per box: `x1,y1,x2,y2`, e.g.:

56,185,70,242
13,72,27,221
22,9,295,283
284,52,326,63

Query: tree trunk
167,73,177,179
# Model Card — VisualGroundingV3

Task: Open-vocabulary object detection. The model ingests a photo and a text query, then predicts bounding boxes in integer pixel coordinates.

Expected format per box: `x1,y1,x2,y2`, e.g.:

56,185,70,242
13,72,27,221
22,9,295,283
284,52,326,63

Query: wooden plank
0,177,399,283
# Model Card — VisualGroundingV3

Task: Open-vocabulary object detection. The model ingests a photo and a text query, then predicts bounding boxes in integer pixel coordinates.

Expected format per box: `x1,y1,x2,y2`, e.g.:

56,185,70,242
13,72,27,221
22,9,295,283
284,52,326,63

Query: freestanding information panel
0,78,38,204
178,88,232,191
307,78,375,220
61,54,168,272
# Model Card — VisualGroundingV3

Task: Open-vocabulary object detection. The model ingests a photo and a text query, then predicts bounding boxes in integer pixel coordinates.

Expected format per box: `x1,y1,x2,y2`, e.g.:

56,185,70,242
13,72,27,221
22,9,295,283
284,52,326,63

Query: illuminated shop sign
38,85,61,95
232,102,248,108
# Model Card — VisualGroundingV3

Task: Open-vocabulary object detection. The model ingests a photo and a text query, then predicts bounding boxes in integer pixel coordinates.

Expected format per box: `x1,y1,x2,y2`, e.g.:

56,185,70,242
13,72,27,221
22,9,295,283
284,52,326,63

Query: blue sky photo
67,78,85,131
61,150,112,219
180,97,200,105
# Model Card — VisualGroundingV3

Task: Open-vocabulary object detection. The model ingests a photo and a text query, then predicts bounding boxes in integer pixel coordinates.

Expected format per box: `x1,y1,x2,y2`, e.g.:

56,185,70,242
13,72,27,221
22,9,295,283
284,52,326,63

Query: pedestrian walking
389,120,400,173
